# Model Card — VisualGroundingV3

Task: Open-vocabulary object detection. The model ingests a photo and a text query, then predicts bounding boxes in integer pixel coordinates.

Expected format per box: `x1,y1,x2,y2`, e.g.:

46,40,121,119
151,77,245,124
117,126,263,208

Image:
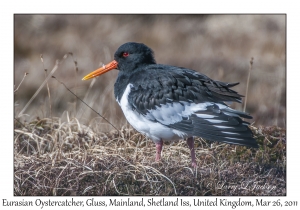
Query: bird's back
123,64,258,148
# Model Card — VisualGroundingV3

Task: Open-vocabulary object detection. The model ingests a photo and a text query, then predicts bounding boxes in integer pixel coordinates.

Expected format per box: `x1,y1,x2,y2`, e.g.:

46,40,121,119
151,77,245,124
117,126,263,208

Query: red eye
122,52,129,57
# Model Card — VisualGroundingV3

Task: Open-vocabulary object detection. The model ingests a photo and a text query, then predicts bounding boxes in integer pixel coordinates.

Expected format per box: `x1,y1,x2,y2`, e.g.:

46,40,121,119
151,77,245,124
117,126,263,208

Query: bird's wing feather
167,104,258,148
126,65,257,148
128,64,243,115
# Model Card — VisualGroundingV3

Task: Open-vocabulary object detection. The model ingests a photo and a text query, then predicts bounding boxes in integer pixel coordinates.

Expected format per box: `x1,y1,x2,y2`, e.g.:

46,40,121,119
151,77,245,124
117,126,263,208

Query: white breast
117,84,187,143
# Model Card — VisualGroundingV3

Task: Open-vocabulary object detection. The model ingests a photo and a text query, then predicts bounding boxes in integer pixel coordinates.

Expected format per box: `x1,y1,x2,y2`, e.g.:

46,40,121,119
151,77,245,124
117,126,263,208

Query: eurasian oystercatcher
83,42,258,167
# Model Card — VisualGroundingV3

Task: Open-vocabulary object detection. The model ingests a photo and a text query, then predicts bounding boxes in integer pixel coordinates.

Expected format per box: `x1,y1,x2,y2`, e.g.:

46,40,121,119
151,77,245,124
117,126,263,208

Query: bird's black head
114,42,156,71
82,42,156,81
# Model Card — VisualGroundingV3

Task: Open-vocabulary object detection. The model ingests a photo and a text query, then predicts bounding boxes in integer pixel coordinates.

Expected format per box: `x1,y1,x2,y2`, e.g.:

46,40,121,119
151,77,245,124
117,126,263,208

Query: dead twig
14,72,29,93
243,57,254,112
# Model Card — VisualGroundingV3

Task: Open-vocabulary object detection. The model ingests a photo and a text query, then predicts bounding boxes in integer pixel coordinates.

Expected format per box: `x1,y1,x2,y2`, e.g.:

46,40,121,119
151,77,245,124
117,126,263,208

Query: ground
14,118,286,196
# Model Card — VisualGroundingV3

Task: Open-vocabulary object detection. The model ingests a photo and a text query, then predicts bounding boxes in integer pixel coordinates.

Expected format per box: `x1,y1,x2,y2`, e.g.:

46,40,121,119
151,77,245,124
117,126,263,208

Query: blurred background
14,15,286,130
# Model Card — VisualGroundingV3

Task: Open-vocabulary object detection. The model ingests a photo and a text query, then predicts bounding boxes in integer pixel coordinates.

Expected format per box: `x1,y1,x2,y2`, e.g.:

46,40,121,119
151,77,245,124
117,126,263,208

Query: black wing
127,64,257,148
167,104,258,148
128,64,243,115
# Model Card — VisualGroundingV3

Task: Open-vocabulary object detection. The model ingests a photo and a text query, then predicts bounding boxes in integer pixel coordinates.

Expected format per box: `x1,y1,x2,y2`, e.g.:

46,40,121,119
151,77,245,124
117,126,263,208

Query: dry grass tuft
14,118,286,196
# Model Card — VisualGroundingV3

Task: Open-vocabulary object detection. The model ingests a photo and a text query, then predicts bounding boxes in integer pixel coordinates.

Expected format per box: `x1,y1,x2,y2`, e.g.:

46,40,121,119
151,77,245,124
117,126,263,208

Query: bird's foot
155,140,163,162
155,155,161,162
187,137,197,168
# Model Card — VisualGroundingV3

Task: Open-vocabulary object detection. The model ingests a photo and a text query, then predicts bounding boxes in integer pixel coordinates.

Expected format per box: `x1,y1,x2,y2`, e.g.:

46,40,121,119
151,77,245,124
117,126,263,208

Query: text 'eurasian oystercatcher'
82,42,258,167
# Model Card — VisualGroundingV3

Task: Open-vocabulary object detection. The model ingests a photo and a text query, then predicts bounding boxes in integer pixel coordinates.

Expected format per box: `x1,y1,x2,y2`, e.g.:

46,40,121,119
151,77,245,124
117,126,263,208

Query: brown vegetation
14,117,286,196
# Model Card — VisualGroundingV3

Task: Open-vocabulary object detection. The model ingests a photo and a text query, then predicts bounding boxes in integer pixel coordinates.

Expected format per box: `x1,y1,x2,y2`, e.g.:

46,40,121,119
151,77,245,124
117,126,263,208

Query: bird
82,42,258,167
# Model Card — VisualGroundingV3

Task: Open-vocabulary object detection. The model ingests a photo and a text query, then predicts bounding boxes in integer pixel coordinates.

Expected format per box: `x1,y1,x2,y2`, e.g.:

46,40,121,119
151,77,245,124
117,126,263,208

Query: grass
14,117,286,196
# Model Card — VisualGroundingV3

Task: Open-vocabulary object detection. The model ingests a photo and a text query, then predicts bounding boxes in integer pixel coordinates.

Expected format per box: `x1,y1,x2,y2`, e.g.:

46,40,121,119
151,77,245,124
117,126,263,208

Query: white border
2,0,298,209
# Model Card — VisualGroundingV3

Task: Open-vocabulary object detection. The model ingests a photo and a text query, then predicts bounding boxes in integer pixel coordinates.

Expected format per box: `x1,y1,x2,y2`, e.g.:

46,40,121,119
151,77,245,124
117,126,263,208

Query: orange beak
82,60,118,80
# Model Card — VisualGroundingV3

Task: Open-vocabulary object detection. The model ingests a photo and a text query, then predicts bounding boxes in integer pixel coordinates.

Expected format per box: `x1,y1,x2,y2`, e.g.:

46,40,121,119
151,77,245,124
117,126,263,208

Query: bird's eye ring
122,52,129,57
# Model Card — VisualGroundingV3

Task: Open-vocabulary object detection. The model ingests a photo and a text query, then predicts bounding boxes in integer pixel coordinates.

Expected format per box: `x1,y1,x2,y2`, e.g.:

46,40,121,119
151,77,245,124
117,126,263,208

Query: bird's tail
191,105,258,148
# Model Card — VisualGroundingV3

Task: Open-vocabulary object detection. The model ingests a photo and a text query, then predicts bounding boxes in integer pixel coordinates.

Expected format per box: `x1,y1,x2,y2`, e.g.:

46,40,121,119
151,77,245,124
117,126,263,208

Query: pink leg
187,137,197,168
155,139,163,161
